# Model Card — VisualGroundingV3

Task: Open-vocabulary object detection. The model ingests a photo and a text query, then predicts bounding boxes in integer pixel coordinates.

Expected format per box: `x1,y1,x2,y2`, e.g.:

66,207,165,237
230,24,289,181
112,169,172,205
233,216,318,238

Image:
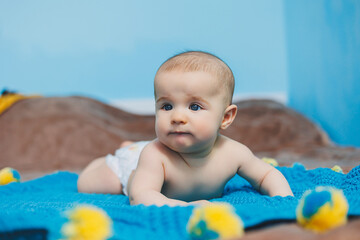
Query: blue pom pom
296,187,348,233
0,167,21,185
302,190,331,218
12,169,21,180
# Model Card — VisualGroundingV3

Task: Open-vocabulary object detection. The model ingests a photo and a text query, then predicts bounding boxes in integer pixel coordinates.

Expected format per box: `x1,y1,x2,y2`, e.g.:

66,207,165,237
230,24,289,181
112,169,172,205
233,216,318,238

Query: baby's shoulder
217,135,249,150
216,135,254,159
139,139,173,161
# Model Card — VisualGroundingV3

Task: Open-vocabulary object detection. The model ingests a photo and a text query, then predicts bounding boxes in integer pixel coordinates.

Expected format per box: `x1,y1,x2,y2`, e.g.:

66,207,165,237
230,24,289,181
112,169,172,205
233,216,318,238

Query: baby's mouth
168,131,191,136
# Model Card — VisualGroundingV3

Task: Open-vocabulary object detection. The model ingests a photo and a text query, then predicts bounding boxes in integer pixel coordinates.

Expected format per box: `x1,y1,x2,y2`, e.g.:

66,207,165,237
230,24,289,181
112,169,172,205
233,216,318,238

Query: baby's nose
171,110,187,124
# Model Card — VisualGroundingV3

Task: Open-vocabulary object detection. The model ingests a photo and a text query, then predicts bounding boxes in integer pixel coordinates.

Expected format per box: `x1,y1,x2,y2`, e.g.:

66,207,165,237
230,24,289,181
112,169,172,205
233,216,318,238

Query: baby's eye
189,103,202,111
162,104,173,111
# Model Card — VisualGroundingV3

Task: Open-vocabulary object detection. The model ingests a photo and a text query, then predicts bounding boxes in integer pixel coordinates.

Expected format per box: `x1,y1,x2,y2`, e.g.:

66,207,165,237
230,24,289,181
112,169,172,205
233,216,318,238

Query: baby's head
153,51,238,153
154,51,235,107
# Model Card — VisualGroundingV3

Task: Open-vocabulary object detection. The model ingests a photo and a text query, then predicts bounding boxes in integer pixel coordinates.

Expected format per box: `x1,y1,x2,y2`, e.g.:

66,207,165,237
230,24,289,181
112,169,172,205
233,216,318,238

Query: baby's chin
164,141,215,157
158,138,194,154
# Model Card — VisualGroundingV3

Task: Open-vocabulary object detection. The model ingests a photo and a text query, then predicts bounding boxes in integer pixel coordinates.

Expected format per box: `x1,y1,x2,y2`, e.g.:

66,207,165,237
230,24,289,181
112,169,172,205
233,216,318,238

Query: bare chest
161,156,236,201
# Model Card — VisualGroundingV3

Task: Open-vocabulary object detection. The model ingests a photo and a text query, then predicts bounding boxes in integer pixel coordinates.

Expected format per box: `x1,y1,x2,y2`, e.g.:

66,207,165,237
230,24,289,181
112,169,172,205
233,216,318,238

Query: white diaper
105,141,150,196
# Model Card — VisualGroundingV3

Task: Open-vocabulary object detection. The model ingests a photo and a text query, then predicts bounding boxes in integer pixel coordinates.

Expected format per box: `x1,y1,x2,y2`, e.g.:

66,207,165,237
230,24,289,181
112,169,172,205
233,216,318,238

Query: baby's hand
189,200,212,206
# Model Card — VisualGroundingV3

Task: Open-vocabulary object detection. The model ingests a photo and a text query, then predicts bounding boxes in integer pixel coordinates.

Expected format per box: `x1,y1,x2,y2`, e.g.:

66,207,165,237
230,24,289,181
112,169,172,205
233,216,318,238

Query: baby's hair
155,51,235,105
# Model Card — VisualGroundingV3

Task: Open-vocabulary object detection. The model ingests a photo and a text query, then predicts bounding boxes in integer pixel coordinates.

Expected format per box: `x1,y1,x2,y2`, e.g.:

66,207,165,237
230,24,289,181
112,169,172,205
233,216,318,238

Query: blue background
1,0,359,147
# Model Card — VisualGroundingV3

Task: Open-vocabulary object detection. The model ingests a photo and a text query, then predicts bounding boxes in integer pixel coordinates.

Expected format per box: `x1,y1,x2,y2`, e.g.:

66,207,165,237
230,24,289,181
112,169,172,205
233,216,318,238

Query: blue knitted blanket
1,163,359,239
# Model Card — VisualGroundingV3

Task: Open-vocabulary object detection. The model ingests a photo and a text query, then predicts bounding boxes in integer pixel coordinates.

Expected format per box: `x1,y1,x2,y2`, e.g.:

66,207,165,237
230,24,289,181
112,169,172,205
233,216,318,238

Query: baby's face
154,70,227,153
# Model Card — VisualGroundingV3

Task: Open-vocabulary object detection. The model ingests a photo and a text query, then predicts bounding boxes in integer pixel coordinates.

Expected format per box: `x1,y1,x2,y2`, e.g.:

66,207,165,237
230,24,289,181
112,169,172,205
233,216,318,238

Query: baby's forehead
155,52,234,105
155,69,221,83
154,71,227,102
154,70,223,91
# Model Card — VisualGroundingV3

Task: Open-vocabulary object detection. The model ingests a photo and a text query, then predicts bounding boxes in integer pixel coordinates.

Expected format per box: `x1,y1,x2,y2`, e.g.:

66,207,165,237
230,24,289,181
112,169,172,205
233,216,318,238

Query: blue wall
1,1,359,147
284,0,360,147
0,0,287,103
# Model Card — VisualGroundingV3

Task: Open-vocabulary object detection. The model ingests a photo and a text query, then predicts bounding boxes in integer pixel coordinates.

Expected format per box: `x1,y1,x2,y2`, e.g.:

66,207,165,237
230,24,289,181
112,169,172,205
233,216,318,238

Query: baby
77,51,294,206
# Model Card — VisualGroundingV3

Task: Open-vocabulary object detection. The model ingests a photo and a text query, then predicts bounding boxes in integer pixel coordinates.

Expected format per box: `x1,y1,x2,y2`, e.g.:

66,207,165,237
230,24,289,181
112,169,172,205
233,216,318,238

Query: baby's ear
220,104,237,130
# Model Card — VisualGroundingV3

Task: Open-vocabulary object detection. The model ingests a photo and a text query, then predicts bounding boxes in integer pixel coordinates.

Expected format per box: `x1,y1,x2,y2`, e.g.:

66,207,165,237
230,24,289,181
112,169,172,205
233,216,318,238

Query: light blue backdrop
0,0,287,102
285,0,360,147
0,1,359,147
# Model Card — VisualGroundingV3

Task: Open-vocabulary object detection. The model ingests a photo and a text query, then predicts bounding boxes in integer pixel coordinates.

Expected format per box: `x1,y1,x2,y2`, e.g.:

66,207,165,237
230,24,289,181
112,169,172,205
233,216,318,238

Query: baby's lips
168,131,192,135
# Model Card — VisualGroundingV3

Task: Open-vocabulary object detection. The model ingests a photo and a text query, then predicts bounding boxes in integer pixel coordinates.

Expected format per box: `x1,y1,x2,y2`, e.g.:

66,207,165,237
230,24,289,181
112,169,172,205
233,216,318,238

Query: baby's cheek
155,123,162,137
196,121,216,138
155,118,167,137
154,119,162,136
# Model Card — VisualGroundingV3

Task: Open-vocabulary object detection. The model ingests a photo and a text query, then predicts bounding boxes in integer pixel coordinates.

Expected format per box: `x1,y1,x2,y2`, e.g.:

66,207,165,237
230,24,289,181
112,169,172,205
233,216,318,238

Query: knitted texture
0,163,359,239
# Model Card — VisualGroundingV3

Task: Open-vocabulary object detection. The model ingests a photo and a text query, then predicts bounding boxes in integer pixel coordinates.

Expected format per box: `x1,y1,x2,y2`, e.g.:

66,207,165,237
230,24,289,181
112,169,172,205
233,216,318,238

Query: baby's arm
237,146,293,197
128,143,209,206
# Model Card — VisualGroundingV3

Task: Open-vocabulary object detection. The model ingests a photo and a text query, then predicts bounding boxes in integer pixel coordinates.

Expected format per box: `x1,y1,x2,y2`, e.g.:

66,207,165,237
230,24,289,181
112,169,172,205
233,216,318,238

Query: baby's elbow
129,196,138,206
128,190,139,205
129,189,163,206
129,191,147,206
77,175,90,193
129,194,141,206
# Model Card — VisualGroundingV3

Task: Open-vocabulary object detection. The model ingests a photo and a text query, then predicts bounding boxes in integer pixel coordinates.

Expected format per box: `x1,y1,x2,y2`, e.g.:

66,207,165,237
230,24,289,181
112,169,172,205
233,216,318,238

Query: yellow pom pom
331,165,344,173
187,203,243,240
296,187,348,233
61,205,113,240
261,157,279,167
0,93,41,115
0,167,21,185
